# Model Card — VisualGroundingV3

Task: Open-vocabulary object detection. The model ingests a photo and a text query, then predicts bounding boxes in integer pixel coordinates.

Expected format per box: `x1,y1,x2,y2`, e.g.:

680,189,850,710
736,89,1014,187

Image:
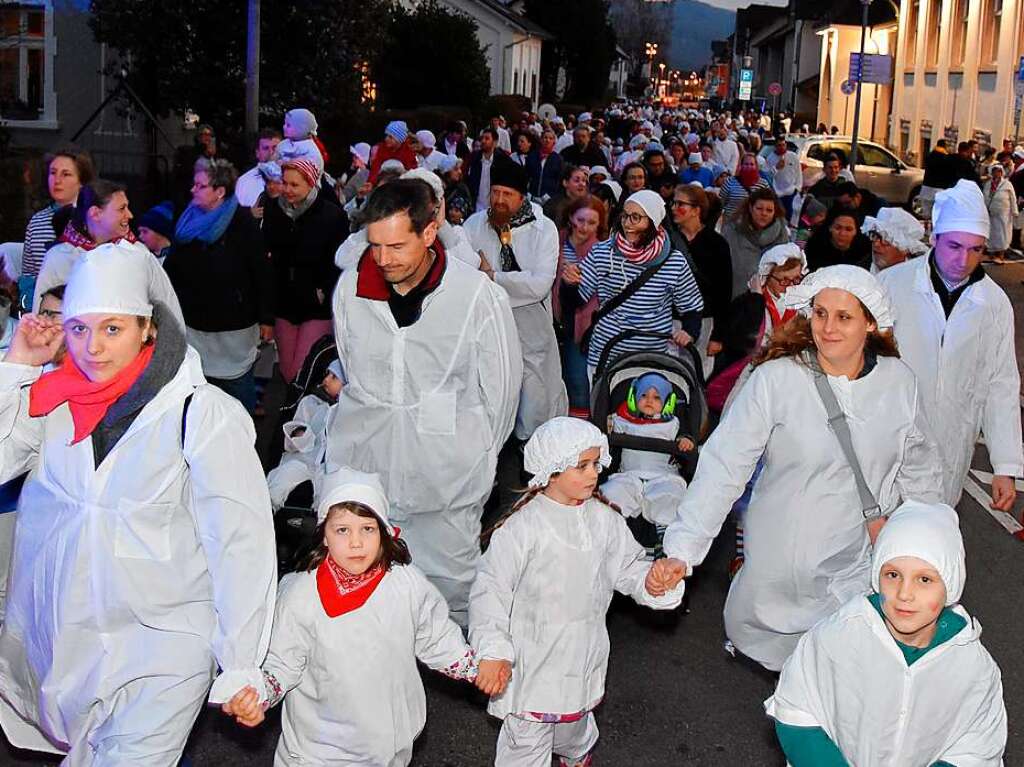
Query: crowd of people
0,99,1019,766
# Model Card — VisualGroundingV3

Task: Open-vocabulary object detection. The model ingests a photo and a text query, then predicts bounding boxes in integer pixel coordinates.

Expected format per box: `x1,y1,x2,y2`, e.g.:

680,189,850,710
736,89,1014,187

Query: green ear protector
627,383,678,417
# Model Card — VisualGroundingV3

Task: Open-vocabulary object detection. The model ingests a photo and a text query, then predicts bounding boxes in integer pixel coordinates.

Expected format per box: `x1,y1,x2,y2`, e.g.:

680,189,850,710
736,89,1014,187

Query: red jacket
367,140,418,183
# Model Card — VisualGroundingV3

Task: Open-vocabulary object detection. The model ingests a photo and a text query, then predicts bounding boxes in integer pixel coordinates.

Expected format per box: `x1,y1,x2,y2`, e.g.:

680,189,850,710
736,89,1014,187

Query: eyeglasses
767,273,803,287
191,181,211,190
620,211,647,225
867,232,891,245
39,309,62,320
671,200,697,209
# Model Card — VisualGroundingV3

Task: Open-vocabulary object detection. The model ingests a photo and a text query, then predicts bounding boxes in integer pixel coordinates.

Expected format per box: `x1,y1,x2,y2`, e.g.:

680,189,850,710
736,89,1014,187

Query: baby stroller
271,333,338,572
590,330,709,554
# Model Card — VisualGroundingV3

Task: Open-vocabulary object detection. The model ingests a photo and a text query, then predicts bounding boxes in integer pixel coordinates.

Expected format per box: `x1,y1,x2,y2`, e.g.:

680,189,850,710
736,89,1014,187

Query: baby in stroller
601,371,695,556
267,358,345,511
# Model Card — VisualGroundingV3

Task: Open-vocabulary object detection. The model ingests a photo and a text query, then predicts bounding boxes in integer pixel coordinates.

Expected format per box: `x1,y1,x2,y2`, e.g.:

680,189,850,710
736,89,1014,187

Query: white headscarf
871,500,966,605
63,242,154,320
523,417,611,489
932,178,990,239
624,189,666,227
415,130,437,149
784,264,893,329
316,466,394,530
862,207,929,256
748,242,807,292
401,167,444,202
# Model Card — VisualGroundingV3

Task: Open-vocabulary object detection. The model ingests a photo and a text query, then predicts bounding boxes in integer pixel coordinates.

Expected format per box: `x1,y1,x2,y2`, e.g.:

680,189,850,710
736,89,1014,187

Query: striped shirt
719,176,770,220
22,204,59,276
562,238,581,266
578,237,703,369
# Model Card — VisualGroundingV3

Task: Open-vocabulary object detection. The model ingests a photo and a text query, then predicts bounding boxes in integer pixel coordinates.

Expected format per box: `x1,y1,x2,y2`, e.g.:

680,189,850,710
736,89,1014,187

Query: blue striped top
578,236,703,369
22,204,58,277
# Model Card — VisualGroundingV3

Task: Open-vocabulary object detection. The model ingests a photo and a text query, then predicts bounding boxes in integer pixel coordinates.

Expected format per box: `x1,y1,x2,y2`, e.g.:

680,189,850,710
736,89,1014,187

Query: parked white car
759,135,924,210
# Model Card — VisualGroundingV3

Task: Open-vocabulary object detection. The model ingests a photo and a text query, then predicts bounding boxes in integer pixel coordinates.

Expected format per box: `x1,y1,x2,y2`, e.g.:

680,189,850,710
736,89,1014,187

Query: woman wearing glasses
578,190,703,379
720,187,792,300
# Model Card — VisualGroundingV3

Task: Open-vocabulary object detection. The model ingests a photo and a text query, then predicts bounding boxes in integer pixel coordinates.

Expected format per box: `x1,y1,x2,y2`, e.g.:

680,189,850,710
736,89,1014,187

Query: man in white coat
712,124,740,174
328,178,522,626
233,128,282,207
464,156,568,442
878,179,1023,510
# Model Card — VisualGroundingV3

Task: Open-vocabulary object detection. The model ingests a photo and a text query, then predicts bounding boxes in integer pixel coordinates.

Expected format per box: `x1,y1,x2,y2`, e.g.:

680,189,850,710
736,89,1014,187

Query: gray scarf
278,183,319,220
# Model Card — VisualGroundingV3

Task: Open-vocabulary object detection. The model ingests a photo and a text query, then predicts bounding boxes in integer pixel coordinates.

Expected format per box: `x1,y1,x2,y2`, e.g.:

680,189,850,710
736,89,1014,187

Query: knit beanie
138,201,174,241
385,121,409,144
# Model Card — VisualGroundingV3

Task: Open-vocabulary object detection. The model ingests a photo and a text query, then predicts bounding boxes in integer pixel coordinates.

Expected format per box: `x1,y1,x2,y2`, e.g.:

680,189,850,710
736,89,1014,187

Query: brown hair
297,501,411,573
753,302,900,367
735,186,784,230
481,486,622,546
565,194,610,239
674,184,709,221
44,144,95,187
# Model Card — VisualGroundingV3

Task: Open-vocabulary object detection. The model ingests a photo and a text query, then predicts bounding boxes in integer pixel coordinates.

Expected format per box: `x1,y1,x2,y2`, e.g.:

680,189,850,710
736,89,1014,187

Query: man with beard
328,178,522,625
464,156,568,443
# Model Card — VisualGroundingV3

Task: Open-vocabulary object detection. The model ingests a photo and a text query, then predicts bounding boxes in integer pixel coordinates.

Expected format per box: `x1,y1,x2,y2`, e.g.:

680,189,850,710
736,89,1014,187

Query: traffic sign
740,69,754,82
849,53,893,84
767,81,782,96
738,68,754,101
840,79,856,96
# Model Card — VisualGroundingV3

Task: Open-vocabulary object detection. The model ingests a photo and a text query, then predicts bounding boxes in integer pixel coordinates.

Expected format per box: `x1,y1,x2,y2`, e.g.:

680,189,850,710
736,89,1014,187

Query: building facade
892,0,1024,164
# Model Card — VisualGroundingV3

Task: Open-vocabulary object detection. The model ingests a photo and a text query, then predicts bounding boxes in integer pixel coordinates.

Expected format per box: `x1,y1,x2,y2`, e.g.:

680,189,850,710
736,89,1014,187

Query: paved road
4,263,1023,766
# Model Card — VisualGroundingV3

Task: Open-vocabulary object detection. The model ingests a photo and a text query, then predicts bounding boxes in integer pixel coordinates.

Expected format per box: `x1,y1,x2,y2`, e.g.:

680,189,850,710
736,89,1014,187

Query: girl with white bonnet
222,467,477,766
662,265,944,672
861,206,929,273
0,242,276,763
470,416,684,767
578,189,704,379
767,500,1007,766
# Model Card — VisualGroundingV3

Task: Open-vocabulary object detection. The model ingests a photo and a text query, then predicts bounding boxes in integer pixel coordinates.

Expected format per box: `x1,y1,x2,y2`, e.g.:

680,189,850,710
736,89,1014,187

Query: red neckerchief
316,558,387,618
356,241,447,301
615,400,664,425
762,288,796,328
59,221,137,250
28,344,155,444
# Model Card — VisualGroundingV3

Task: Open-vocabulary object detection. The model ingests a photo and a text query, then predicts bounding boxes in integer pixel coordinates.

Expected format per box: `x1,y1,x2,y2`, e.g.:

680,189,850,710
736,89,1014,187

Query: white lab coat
768,150,802,198
983,177,1018,251
469,494,683,719
601,414,687,526
328,256,522,617
765,596,1007,766
464,204,568,440
663,356,944,670
713,138,740,174
267,394,333,511
0,347,276,762
265,564,473,767
878,256,1024,505
335,220,481,271
234,165,266,207
33,240,184,320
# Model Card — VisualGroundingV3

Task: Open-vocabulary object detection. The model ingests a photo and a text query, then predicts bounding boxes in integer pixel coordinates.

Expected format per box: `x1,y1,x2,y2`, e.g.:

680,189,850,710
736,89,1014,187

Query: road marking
963,475,1024,535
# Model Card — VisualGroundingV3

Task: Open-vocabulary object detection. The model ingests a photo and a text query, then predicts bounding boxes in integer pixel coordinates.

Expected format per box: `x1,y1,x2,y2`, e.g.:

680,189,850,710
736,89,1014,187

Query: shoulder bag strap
811,369,882,520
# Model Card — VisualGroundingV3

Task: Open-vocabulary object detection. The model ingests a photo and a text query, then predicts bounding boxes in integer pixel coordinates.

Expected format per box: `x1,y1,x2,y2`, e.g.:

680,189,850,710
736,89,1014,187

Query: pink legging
274,318,333,383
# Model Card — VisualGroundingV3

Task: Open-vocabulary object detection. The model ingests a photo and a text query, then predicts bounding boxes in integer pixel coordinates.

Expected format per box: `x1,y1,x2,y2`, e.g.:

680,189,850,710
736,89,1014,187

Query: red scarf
738,168,761,189
59,221,137,250
614,227,667,265
763,288,796,328
28,344,155,444
316,557,387,618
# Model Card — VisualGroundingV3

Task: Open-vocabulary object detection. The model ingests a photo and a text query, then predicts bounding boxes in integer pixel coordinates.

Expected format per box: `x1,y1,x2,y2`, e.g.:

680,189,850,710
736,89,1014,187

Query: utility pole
245,0,260,142
849,0,871,175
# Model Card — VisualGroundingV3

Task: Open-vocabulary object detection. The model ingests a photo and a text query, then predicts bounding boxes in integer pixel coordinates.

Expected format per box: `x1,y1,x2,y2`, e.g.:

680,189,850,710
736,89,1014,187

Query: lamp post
849,0,872,175
645,42,658,95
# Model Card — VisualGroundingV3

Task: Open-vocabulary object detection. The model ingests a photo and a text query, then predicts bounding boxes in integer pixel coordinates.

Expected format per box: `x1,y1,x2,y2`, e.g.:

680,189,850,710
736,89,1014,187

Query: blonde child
223,467,477,766
267,360,344,511
765,501,1007,766
470,416,686,767
601,372,694,540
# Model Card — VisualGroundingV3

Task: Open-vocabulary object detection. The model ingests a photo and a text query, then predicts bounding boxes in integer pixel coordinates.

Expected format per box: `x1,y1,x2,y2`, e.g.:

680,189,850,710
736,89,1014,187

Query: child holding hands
470,416,685,767
765,501,1007,766
223,467,477,766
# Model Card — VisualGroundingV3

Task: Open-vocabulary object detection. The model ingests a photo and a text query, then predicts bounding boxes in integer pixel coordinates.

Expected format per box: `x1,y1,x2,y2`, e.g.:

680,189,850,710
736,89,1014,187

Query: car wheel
908,185,923,218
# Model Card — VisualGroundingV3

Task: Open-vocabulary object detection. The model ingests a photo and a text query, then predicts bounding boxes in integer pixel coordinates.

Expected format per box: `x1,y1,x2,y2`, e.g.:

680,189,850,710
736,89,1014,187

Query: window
856,144,899,169
513,69,519,94
925,0,941,67
0,2,47,121
982,0,1002,65
950,0,968,66
905,0,920,66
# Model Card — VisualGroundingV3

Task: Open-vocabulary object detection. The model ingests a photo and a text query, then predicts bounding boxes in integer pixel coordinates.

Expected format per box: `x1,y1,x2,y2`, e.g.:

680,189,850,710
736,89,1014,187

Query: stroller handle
593,330,674,380
608,432,689,458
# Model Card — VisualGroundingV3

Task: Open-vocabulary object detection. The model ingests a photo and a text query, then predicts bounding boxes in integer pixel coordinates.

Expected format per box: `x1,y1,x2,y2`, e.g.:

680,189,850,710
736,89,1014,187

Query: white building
609,45,630,100
891,0,1024,164
402,0,550,109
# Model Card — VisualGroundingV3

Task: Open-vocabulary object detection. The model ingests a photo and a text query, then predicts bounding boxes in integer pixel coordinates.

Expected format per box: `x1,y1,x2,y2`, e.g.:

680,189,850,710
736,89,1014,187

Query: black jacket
670,225,733,330
467,149,506,210
164,207,275,332
262,194,349,324
923,150,954,188
526,150,564,198
804,226,872,272
559,142,607,170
